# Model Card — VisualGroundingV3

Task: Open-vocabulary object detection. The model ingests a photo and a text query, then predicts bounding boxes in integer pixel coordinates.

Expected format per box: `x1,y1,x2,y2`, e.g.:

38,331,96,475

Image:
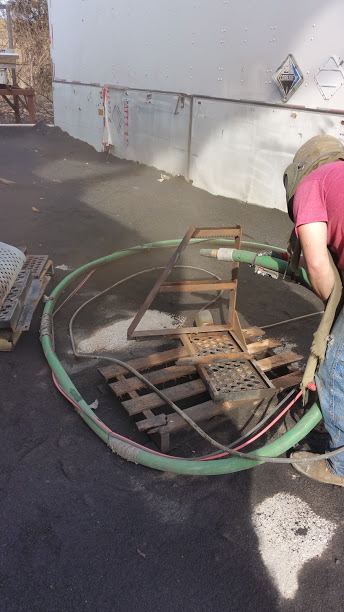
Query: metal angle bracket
15,278,44,332
254,265,279,280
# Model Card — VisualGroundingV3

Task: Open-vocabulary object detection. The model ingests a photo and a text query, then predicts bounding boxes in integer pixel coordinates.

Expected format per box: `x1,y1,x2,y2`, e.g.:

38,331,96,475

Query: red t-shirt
293,161,344,269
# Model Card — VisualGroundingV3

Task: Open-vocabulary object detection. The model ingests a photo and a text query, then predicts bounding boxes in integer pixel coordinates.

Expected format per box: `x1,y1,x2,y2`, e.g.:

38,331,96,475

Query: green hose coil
40,239,322,475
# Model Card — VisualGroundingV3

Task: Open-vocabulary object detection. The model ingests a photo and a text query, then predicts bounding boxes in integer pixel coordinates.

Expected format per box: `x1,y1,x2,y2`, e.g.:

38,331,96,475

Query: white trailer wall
49,0,344,210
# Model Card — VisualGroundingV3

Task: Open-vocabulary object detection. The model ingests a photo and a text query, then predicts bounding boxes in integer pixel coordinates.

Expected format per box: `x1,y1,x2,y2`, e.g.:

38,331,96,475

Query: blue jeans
315,305,344,477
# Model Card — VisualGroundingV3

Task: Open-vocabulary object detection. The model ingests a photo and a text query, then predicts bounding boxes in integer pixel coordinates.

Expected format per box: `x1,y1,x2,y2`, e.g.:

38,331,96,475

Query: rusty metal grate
0,242,26,309
22,255,48,279
188,332,240,355
0,270,32,329
187,331,275,402
204,359,266,394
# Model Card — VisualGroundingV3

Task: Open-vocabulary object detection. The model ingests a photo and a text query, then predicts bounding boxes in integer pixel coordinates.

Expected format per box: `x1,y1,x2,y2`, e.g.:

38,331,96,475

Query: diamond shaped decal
273,54,303,102
315,55,344,100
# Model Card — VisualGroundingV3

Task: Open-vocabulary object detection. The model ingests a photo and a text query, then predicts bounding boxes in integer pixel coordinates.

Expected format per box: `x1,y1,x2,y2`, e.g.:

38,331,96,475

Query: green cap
283,135,344,204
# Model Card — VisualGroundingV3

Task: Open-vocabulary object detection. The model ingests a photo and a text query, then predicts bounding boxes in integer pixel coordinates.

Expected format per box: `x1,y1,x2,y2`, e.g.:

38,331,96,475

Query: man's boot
291,451,344,486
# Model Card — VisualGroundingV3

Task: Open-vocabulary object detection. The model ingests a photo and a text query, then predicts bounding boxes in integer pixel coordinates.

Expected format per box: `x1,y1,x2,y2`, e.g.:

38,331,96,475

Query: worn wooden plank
0,176,15,185
247,338,282,354
110,364,196,395
272,369,304,390
175,352,251,365
149,398,260,435
116,372,156,422
98,346,189,380
0,330,19,351
137,414,168,431
130,393,155,421
242,326,265,338
122,378,207,415
160,280,236,293
39,258,53,279
258,351,303,372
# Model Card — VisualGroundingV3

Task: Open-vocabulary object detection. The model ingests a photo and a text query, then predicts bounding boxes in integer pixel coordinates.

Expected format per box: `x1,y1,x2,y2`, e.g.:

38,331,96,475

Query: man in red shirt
284,135,344,485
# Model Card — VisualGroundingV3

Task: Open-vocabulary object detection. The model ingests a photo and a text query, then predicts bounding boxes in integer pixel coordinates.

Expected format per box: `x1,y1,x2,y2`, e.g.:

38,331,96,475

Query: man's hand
298,222,334,304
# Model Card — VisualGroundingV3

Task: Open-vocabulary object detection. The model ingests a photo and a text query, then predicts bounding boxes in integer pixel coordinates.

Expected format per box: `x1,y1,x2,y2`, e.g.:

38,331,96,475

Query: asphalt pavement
1,126,343,612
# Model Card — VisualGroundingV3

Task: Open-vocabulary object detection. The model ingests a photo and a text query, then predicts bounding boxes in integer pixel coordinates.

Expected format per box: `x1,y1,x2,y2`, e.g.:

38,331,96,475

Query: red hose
52,372,302,461
199,390,302,460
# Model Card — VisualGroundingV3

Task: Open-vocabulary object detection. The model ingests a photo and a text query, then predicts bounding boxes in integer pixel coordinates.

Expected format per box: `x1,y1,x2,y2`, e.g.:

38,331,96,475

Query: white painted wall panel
104,90,189,175
49,0,344,110
52,83,104,151
190,100,344,209
49,0,344,210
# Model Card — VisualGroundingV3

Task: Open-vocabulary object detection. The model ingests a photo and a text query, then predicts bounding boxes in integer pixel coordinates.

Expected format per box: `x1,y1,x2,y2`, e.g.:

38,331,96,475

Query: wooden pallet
0,258,53,351
99,326,304,452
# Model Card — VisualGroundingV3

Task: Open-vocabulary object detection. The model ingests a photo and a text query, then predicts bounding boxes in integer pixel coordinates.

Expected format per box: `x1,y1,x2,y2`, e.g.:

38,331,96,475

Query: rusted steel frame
2,94,15,111
127,225,196,338
192,227,241,238
131,324,234,338
128,225,244,339
0,88,35,96
160,280,236,293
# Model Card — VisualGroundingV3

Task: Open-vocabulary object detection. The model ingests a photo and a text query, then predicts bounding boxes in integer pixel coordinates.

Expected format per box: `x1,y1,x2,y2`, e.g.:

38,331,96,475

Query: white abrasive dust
252,493,336,600
273,340,303,369
77,310,186,354
273,340,297,354
55,264,73,271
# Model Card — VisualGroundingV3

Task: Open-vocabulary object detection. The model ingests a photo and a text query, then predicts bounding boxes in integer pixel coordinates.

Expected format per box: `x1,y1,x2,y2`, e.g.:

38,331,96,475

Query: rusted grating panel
0,270,32,329
22,255,49,279
204,358,267,395
0,242,26,308
188,331,239,355
0,258,53,351
185,330,275,403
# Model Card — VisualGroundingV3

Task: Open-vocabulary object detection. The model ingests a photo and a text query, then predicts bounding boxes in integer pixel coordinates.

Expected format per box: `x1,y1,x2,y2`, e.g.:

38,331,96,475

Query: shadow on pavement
0,125,334,612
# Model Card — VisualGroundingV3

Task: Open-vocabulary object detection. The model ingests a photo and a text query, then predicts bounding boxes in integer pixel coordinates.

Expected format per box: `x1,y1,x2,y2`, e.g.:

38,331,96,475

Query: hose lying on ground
40,238,339,475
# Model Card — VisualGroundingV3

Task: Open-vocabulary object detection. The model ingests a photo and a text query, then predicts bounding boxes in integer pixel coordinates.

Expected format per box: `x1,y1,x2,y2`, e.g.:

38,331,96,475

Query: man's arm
298,222,334,304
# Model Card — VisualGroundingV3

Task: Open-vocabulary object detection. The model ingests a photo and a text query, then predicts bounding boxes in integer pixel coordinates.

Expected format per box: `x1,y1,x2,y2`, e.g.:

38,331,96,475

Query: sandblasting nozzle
200,248,235,261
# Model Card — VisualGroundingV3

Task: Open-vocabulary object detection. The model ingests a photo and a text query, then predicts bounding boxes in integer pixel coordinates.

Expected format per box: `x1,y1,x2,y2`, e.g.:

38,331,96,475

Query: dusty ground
0,126,343,612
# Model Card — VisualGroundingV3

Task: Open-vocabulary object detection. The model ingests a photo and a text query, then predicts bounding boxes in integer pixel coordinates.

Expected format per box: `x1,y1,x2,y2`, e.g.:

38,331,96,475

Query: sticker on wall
273,54,303,102
315,56,344,100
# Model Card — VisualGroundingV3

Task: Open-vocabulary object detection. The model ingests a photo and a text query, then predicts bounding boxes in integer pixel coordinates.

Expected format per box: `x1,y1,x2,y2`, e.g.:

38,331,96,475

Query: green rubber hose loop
41,239,320,475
